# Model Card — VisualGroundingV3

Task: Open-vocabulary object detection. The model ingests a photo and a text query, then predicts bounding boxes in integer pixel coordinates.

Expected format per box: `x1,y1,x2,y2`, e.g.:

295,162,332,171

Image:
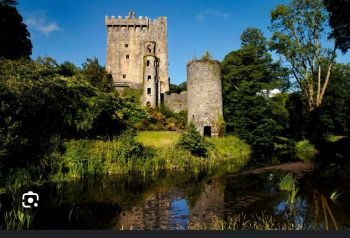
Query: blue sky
17,0,350,85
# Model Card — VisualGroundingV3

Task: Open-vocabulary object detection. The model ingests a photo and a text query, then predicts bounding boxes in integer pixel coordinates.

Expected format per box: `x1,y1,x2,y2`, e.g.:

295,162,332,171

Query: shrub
173,110,188,130
295,139,317,153
155,122,164,131
113,128,152,163
177,123,213,157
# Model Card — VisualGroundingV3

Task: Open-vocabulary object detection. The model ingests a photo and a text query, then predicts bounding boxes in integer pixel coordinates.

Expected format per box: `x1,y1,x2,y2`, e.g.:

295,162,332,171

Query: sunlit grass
209,136,251,160
136,131,181,148
58,133,251,178
330,191,342,201
279,173,296,192
279,173,299,204
288,186,299,204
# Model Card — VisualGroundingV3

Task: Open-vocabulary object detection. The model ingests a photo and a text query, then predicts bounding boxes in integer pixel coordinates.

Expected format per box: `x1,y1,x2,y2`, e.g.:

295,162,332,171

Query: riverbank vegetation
1,0,350,230
188,213,302,230
51,130,251,179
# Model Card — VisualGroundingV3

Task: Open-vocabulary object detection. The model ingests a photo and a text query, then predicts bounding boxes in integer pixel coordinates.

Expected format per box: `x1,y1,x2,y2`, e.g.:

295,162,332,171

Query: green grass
2,210,33,230
295,139,317,161
209,136,251,160
188,213,303,230
330,191,342,201
136,131,181,148
279,173,299,204
56,133,251,179
279,173,297,192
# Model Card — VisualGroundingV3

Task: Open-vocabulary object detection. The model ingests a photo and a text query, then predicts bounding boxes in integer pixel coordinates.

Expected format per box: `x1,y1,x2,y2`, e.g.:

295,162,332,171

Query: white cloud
196,9,230,21
25,11,60,36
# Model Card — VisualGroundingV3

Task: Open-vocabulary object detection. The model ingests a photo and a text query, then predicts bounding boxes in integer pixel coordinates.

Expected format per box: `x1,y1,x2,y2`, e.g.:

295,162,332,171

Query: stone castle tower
105,11,169,108
187,59,223,137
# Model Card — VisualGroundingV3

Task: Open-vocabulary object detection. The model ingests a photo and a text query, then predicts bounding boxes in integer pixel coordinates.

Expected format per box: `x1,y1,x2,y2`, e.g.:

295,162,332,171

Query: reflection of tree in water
280,190,338,230
310,190,338,230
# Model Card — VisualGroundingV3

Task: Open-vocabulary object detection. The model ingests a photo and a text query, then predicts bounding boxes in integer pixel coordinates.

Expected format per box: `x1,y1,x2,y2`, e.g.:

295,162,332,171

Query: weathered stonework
105,11,169,107
187,59,223,137
164,91,188,113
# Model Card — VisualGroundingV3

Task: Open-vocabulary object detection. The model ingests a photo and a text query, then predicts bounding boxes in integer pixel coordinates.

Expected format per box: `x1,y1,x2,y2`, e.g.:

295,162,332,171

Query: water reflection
1,161,350,230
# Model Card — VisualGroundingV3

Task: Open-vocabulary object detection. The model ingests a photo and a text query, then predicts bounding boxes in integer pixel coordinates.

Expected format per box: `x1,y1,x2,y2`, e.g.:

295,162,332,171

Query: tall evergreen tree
0,0,32,59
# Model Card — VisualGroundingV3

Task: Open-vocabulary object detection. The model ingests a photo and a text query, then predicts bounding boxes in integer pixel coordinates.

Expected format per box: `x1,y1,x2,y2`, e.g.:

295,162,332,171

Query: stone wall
105,12,169,93
187,59,223,137
164,91,188,113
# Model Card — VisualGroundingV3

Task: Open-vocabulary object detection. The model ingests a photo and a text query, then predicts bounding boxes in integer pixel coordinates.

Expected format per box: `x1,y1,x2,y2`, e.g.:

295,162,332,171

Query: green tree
0,1,32,59
82,57,113,92
324,0,350,54
0,0,17,6
0,58,148,172
222,28,289,150
0,59,94,165
58,61,80,77
270,0,337,111
313,63,350,135
241,27,267,51
285,63,350,140
285,92,309,139
168,82,187,94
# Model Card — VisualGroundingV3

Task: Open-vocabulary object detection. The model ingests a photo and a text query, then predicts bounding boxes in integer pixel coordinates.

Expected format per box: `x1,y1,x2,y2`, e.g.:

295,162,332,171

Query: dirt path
229,161,315,178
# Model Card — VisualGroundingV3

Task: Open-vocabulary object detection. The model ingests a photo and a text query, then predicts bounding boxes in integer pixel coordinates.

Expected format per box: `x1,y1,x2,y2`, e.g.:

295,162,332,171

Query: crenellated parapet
105,15,149,27
105,15,166,27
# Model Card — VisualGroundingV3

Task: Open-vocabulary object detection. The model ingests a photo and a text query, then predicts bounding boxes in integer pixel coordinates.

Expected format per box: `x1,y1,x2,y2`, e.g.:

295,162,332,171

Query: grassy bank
54,131,251,179
136,131,181,148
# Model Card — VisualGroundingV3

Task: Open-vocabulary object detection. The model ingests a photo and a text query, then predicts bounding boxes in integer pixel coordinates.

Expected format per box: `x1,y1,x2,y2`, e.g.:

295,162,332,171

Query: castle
105,11,169,108
105,11,223,137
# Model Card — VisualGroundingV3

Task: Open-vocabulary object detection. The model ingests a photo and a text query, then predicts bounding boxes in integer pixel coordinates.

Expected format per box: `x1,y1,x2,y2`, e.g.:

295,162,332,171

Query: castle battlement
105,13,166,27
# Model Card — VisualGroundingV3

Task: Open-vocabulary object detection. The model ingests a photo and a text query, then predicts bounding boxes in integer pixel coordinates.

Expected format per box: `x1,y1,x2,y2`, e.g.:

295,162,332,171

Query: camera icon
22,191,39,208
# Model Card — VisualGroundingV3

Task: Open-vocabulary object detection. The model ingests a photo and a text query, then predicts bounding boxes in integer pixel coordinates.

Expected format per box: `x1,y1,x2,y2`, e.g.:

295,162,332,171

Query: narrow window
126,54,129,59
147,60,150,66
147,88,151,95
122,74,126,79
147,75,151,81
125,44,128,48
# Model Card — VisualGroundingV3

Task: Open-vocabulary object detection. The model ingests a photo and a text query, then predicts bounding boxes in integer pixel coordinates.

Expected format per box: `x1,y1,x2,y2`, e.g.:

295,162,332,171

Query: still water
2,155,350,230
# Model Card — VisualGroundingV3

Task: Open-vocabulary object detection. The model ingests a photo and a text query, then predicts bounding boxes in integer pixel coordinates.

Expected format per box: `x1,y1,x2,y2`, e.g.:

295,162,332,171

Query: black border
1,231,350,238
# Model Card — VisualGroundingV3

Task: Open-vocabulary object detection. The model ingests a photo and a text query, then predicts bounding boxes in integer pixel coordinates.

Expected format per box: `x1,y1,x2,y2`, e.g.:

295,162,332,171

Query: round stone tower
187,59,223,137
142,41,159,108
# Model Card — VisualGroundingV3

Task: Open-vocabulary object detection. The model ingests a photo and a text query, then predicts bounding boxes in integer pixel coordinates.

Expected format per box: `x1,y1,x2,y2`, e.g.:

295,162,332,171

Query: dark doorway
160,93,164,103
204,126,211,137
